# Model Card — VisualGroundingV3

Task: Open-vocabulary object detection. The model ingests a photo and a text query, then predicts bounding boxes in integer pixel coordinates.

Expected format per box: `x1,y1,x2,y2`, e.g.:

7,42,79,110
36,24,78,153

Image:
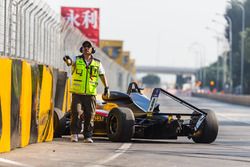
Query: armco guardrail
192,92,250,107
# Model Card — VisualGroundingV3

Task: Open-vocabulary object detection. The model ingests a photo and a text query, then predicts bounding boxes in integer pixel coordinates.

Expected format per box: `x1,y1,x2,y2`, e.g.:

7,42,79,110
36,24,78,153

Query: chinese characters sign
61,7,100,46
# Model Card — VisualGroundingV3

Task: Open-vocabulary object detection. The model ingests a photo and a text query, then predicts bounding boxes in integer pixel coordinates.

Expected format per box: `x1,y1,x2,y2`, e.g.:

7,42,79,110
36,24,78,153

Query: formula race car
55,82,218,143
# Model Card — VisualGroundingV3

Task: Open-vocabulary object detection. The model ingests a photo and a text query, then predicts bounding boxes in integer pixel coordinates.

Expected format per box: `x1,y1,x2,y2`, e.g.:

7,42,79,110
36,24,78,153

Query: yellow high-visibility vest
71,56,100,95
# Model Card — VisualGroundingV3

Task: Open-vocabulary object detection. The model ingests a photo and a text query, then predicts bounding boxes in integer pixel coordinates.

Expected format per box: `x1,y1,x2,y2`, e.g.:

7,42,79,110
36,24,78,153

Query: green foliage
245,28,250,63
198,58,224,91
205,0,250,94
244,27,250,93
142,74,160,86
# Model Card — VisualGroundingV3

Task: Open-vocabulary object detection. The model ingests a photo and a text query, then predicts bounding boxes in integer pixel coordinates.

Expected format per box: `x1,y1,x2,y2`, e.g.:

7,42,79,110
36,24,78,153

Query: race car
54,82,218,143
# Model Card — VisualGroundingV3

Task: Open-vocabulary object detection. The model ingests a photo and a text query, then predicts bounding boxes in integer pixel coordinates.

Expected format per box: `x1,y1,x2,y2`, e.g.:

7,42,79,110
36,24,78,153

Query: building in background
122,51,136,76
129,59,136,76
100,40,136,76
100,40,123,64
61,7,100,46
122,51,130,68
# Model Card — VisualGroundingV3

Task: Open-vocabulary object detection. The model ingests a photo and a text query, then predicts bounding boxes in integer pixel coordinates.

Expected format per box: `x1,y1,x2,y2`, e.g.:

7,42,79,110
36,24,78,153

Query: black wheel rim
109,115,118,134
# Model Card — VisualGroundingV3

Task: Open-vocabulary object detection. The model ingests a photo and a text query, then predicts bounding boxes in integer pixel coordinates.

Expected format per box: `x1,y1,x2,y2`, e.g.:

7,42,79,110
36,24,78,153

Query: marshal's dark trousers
70,94,96,138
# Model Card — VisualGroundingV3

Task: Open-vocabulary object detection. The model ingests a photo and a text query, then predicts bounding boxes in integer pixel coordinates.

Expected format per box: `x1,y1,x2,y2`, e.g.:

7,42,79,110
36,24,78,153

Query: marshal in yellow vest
71,57,100,95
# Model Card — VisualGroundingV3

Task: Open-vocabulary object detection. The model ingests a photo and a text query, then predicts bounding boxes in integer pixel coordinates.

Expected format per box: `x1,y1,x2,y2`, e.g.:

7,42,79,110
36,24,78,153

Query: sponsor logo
94,115,104,122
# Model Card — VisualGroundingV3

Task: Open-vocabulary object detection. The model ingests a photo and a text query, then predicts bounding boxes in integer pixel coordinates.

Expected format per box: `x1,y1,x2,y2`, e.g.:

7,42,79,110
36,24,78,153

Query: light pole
236,3,245,94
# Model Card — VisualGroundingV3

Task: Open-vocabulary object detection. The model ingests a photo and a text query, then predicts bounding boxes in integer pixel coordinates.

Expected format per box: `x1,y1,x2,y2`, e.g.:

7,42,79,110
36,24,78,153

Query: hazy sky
45,0,229,68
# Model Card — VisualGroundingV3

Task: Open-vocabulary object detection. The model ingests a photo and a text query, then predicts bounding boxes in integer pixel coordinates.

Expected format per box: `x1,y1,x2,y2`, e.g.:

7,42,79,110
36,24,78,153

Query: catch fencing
0,0,132,92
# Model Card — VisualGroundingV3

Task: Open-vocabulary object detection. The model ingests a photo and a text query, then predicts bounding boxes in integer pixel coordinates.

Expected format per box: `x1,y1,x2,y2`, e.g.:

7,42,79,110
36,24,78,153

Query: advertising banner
61,7,100,46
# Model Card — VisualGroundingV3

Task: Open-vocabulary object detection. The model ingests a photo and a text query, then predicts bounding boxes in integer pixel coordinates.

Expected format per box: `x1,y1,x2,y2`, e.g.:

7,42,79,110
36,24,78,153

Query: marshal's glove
63,55,72,66
103,86,110,98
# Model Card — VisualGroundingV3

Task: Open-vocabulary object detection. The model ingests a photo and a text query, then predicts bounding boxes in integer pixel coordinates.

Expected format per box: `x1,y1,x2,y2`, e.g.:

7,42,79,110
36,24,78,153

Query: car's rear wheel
107,107,135,142
192,109,218,143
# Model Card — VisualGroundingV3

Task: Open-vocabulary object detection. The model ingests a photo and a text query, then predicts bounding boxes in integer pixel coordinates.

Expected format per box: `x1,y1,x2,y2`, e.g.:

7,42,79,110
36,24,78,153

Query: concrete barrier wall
0,57,70,153
192,92,250,107
0,56,130,153
0,58,12,152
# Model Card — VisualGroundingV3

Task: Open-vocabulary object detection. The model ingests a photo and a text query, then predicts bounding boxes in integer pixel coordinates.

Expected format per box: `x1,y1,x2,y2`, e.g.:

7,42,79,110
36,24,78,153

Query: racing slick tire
54,111,70,138
192,109,218,144
53,112,61,138
107,107,135,142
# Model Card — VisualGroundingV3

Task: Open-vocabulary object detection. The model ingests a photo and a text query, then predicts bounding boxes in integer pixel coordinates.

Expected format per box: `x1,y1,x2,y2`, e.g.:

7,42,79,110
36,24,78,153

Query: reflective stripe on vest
70,57,100,95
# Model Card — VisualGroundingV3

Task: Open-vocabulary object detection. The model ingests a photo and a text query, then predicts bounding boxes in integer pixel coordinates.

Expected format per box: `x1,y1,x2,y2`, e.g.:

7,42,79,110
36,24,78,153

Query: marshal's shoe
83,138,93,143
71,134,78,142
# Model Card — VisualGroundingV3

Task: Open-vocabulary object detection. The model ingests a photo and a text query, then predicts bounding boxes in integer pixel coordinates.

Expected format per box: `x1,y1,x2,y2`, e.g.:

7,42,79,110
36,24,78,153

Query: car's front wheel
107,107,135,142
53,111,70,138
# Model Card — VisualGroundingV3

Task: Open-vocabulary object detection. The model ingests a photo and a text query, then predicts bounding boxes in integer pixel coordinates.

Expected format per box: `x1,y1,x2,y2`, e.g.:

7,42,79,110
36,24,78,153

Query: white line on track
0,158,33,167
86,143,132,167
216,112,250,124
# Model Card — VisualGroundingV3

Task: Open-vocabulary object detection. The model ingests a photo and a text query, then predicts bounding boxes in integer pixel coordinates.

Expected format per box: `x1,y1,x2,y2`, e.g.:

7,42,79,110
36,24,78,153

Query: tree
142,74,160,86
244,27,250,93
224,0,250,94
198,56,224,91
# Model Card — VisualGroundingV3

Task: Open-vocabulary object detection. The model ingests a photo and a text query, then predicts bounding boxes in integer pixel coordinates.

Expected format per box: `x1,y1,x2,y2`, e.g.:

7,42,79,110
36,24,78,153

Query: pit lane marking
87,143,132,167
0,158,33,167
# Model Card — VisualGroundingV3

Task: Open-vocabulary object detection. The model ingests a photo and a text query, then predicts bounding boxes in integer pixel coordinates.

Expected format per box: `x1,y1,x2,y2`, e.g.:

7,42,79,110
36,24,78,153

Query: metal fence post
23,2,34,58
31,6,42,60
49,19,57,65
3,0,8,56
54,23,61,68
38,11,48,63
15,0,26,57
8,0,14,56
43,14,52,64
33,7,46,61
47,16,55,65
27,0,40,59
18,0,29,58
